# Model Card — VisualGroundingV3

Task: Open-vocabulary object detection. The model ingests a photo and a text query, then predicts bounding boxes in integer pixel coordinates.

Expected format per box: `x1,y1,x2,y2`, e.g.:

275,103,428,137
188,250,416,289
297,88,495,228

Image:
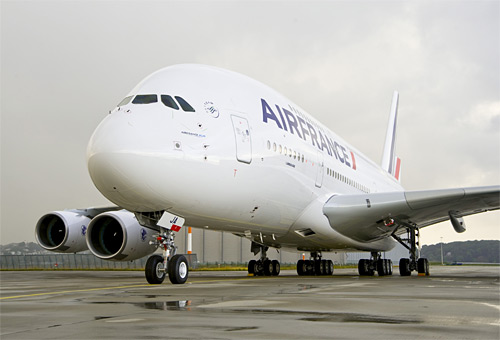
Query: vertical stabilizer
381,91,401,180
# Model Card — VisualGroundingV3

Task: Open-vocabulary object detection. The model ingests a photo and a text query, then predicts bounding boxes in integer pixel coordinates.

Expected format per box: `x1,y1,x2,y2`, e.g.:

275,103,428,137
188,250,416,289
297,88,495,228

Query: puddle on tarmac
90,300,419,324
139,300,192,311
227,309,421,324
90,300,192,311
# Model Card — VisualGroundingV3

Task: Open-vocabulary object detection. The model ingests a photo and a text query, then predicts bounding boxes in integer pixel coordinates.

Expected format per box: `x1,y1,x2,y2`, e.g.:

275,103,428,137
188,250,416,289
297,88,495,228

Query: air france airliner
35,64,500,284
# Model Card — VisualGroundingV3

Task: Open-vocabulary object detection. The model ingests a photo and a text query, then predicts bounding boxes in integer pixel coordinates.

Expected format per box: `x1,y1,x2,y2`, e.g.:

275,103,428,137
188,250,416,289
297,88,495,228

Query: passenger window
175,96,195,112
117,96,133,107
132,95,158,104
161,95,179,110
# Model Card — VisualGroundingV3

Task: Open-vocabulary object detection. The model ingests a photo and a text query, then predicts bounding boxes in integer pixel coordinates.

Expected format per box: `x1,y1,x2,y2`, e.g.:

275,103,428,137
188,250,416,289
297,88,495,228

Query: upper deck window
175,96,195,112
161,95,180,110
132,94,158,104
117,96,133,107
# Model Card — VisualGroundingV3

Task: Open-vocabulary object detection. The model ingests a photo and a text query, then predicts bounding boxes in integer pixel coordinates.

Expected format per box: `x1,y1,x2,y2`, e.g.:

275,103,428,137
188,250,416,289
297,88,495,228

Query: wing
323,185,500,242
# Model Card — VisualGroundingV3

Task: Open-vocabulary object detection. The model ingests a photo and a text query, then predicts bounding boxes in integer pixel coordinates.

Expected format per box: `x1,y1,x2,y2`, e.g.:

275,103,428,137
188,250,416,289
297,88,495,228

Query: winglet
381,91,401,180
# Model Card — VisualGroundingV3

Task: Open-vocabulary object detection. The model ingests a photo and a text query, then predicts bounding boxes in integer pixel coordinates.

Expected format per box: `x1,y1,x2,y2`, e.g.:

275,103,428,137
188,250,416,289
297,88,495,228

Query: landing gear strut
146,228,189,284
358,252,393,276
248,242,280,276
297,251,334,276
392,226,429,276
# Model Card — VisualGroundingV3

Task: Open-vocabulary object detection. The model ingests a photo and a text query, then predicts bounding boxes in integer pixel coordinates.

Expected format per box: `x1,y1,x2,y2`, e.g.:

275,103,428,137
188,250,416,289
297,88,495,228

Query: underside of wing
323,186,499,242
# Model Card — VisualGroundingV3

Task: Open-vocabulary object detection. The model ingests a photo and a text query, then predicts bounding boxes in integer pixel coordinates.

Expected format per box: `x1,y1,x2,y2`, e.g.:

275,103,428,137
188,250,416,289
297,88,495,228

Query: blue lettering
307,122,321,150
340,145,351,167
262,99,282,129
326,136,339,160
283,108,302,139
297,116,310,142
334,142,345,163
275,105,288,131
318,130,331,156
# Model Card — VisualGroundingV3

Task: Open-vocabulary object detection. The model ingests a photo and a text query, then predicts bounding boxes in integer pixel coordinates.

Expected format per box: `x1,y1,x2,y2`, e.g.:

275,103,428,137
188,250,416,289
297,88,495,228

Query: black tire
168,254,189,284
399,258,411,276
248,260,256,274
358,259,368,276
263,259,273,276
314,260,322,276
388,260,393,275
145,255,165,284
377,259,386,276
304,260,313,275
417,258,430,276
320,260,327,275
271,260,280,276
297,260,305,276
327,260,334,275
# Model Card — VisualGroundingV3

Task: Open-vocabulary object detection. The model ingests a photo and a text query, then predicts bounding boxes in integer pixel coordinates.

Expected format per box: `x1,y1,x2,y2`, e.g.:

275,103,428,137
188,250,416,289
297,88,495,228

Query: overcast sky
1,0,499,246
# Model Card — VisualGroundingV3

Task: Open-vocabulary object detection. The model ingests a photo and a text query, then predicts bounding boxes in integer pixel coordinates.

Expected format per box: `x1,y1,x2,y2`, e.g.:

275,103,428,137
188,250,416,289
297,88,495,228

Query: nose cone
87,110,174,211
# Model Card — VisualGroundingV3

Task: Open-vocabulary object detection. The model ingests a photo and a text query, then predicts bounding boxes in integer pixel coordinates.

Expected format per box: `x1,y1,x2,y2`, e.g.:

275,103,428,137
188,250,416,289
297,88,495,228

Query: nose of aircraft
87,109,174,211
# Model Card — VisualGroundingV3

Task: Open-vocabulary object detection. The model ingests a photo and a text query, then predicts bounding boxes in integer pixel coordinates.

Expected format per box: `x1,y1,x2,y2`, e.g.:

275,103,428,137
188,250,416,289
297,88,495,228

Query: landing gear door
231,115,252,164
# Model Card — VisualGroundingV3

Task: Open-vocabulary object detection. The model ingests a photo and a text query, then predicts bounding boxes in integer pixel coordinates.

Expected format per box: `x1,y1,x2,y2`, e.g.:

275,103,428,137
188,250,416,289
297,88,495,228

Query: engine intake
86,211,157,261
35,211,90,253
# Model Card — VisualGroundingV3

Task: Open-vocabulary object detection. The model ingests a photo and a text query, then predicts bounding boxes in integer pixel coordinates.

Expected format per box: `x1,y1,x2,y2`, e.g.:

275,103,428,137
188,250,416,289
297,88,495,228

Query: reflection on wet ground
2,268,499,339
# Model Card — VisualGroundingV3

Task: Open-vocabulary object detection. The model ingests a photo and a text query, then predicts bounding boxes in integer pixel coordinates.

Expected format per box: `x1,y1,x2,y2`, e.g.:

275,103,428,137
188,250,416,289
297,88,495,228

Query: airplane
35,64,500,284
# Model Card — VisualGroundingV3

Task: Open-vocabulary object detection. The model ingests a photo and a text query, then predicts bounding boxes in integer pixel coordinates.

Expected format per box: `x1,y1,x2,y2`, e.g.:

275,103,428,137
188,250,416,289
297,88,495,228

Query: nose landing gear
146,229,189,284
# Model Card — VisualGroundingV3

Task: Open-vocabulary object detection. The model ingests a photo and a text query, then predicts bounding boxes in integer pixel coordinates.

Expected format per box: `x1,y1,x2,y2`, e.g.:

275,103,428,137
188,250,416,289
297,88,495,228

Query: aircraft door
231,115,252,164
315,151,324,188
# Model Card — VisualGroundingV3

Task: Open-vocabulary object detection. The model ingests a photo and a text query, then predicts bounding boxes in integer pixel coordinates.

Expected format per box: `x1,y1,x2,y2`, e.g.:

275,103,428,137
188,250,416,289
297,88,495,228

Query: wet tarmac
1,266,499,339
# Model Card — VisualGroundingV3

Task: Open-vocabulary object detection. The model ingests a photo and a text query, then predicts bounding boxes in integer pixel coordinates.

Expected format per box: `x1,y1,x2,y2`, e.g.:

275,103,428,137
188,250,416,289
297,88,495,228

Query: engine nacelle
86,211,158,261
36,211,90,253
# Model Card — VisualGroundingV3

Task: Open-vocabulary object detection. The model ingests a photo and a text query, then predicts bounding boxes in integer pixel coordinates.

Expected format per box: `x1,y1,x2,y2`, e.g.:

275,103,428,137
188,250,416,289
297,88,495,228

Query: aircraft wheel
304,260,310,275
168,254,189,284
327,260,334,275
417,258,430,276
271,260,280,276
399,258,411,276
377,259,386,276
320,260,327,275
145,255,165,284
263,259,273,276
297,260,305,276
314,260,323,275
358,259,371,276
248,260,256,274
388,260,393,275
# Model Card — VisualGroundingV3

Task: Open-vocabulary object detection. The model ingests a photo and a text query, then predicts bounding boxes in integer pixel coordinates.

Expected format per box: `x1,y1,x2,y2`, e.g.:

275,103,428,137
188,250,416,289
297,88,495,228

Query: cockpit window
174,96,195,112
161,95,180,110
117,96,133,107
132,94,158,104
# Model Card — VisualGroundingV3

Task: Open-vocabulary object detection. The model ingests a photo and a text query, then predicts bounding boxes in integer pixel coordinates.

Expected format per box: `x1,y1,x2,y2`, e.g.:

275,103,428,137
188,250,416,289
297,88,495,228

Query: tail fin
381,91,402,181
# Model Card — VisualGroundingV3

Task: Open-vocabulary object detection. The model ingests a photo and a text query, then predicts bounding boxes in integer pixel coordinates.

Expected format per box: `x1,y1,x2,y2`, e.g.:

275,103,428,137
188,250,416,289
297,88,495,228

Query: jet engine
86,210,158,261
36,211,90,253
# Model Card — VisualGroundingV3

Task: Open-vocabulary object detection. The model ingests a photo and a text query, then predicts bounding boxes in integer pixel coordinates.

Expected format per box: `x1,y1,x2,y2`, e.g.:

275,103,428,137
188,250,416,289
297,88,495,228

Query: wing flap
323,185,499,242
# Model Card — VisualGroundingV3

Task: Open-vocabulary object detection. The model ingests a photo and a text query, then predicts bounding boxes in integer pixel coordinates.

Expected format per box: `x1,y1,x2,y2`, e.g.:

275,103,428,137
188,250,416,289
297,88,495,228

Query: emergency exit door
231,115,252,164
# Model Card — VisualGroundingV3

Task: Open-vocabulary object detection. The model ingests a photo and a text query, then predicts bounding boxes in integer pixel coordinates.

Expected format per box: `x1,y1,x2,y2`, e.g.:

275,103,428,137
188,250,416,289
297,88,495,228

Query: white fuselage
87,64,402,252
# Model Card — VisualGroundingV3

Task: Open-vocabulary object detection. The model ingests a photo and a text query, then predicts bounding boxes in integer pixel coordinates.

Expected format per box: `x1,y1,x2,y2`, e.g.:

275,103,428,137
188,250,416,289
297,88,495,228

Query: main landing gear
145,228,189,284
393,226,429,276
248,242,280,276
358,226,429,277
297,251,334,276
358,252,393,276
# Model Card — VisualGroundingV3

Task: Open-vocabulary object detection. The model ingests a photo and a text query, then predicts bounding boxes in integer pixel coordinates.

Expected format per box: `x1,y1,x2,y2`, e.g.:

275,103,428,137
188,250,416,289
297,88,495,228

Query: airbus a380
36,64,499,284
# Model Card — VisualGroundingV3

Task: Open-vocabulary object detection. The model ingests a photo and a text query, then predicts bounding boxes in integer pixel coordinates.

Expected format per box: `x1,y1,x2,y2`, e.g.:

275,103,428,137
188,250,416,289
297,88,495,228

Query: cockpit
117,94,195,112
